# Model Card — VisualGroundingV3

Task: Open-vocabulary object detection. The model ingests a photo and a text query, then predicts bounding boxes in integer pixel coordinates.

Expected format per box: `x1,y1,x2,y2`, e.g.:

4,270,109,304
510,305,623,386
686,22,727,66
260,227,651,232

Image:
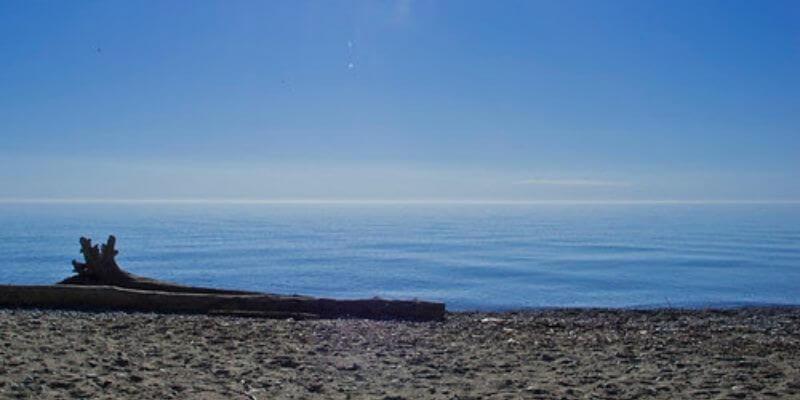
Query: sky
1,0,798,201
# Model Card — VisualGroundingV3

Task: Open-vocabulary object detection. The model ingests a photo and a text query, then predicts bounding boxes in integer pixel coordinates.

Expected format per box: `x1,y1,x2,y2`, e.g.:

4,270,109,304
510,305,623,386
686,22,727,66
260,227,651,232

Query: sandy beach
1,307,799,399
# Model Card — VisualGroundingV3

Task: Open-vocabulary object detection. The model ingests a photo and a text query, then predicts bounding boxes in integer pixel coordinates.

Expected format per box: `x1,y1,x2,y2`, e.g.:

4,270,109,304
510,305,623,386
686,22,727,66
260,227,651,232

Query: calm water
1,202,798,311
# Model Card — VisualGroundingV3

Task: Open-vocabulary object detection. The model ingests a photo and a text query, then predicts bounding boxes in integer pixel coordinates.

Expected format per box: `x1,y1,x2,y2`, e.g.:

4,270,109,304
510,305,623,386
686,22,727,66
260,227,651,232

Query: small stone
270,356,299,369
338,362,360,371
114,358,129,367
526,386,548,395
48,381,74,389
307,382,324,393
170,384,185,392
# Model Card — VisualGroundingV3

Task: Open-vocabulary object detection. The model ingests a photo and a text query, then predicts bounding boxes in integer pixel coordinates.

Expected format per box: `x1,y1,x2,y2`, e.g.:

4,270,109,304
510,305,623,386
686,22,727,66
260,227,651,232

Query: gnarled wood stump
59,235,254,295
64,235,129,284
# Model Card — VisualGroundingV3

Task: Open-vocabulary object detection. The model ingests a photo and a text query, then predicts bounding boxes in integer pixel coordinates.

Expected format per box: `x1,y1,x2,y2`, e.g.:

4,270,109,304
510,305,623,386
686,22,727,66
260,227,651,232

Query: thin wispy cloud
513,179,632,187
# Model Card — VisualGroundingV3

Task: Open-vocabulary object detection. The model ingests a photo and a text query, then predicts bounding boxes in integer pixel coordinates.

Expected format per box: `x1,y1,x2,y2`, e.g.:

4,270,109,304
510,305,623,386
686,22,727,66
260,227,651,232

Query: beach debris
68,236,125,283
0,235,446,321
61,235,277,294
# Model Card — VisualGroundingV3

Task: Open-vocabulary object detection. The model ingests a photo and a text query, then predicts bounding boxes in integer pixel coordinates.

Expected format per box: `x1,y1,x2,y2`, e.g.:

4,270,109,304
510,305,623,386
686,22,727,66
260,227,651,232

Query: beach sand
1,307,798,399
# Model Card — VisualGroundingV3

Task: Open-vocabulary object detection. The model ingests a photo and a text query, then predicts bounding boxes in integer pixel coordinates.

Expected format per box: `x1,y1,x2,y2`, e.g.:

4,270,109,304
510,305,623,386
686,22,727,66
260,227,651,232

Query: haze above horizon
2,1,798,201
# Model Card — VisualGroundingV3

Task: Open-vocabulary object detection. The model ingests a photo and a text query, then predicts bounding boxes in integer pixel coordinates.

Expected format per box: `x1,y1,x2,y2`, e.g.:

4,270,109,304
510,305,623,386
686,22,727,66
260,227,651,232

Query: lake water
1,202,798,311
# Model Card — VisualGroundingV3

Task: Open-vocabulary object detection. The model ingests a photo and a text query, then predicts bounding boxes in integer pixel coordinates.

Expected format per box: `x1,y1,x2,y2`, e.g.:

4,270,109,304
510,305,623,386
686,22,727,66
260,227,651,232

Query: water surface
1,202,798,311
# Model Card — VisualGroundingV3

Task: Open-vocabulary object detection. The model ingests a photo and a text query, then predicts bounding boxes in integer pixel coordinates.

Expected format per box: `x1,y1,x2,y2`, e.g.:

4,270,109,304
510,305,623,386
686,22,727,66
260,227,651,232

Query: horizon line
1,198,800,205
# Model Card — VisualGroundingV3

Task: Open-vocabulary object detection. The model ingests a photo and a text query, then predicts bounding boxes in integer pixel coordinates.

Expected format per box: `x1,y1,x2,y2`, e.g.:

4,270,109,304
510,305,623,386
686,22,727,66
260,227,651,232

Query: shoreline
2,306,799,399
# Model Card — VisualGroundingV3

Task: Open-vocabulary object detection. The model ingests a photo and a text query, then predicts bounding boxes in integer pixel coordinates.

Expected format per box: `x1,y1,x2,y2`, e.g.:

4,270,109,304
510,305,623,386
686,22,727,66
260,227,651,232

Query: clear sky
1,1,798,201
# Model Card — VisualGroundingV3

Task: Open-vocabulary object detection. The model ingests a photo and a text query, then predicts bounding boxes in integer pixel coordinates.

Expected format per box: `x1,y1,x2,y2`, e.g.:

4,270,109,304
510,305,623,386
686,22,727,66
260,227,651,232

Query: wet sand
1,307,799,399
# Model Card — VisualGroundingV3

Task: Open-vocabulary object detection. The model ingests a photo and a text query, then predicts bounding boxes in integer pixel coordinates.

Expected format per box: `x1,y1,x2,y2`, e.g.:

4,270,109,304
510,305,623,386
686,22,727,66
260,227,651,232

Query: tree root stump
59,235,254,295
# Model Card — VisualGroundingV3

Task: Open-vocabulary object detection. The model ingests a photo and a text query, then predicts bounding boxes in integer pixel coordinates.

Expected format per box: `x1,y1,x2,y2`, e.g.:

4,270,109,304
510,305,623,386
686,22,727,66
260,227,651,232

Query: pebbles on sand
1,308,799,399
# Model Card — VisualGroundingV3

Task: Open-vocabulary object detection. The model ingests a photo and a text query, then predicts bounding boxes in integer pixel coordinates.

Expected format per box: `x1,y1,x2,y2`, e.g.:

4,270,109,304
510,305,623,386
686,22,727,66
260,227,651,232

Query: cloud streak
513,179,631,187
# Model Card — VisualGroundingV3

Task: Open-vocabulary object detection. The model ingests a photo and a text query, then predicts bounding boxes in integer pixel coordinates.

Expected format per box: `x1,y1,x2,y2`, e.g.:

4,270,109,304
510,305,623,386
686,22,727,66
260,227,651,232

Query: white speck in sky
347,41,355,70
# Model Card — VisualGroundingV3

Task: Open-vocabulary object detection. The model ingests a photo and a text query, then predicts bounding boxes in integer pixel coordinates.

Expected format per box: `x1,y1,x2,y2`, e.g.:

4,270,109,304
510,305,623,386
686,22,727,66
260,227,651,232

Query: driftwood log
0,235,445,321
0,285,445,321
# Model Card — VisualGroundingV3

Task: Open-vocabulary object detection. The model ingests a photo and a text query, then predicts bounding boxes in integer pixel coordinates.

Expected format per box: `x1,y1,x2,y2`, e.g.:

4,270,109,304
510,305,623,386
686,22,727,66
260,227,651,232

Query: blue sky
1,1,798,201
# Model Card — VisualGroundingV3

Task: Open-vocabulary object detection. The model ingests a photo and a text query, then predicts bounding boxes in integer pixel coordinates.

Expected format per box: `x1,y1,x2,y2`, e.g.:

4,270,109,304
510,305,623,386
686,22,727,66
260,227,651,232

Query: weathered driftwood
6,235,446,321
0,285,445,321
60,235,254,295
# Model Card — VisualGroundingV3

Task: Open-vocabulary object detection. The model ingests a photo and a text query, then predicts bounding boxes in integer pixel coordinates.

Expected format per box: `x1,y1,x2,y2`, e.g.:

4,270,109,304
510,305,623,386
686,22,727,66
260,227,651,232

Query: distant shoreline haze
1,198,799,205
